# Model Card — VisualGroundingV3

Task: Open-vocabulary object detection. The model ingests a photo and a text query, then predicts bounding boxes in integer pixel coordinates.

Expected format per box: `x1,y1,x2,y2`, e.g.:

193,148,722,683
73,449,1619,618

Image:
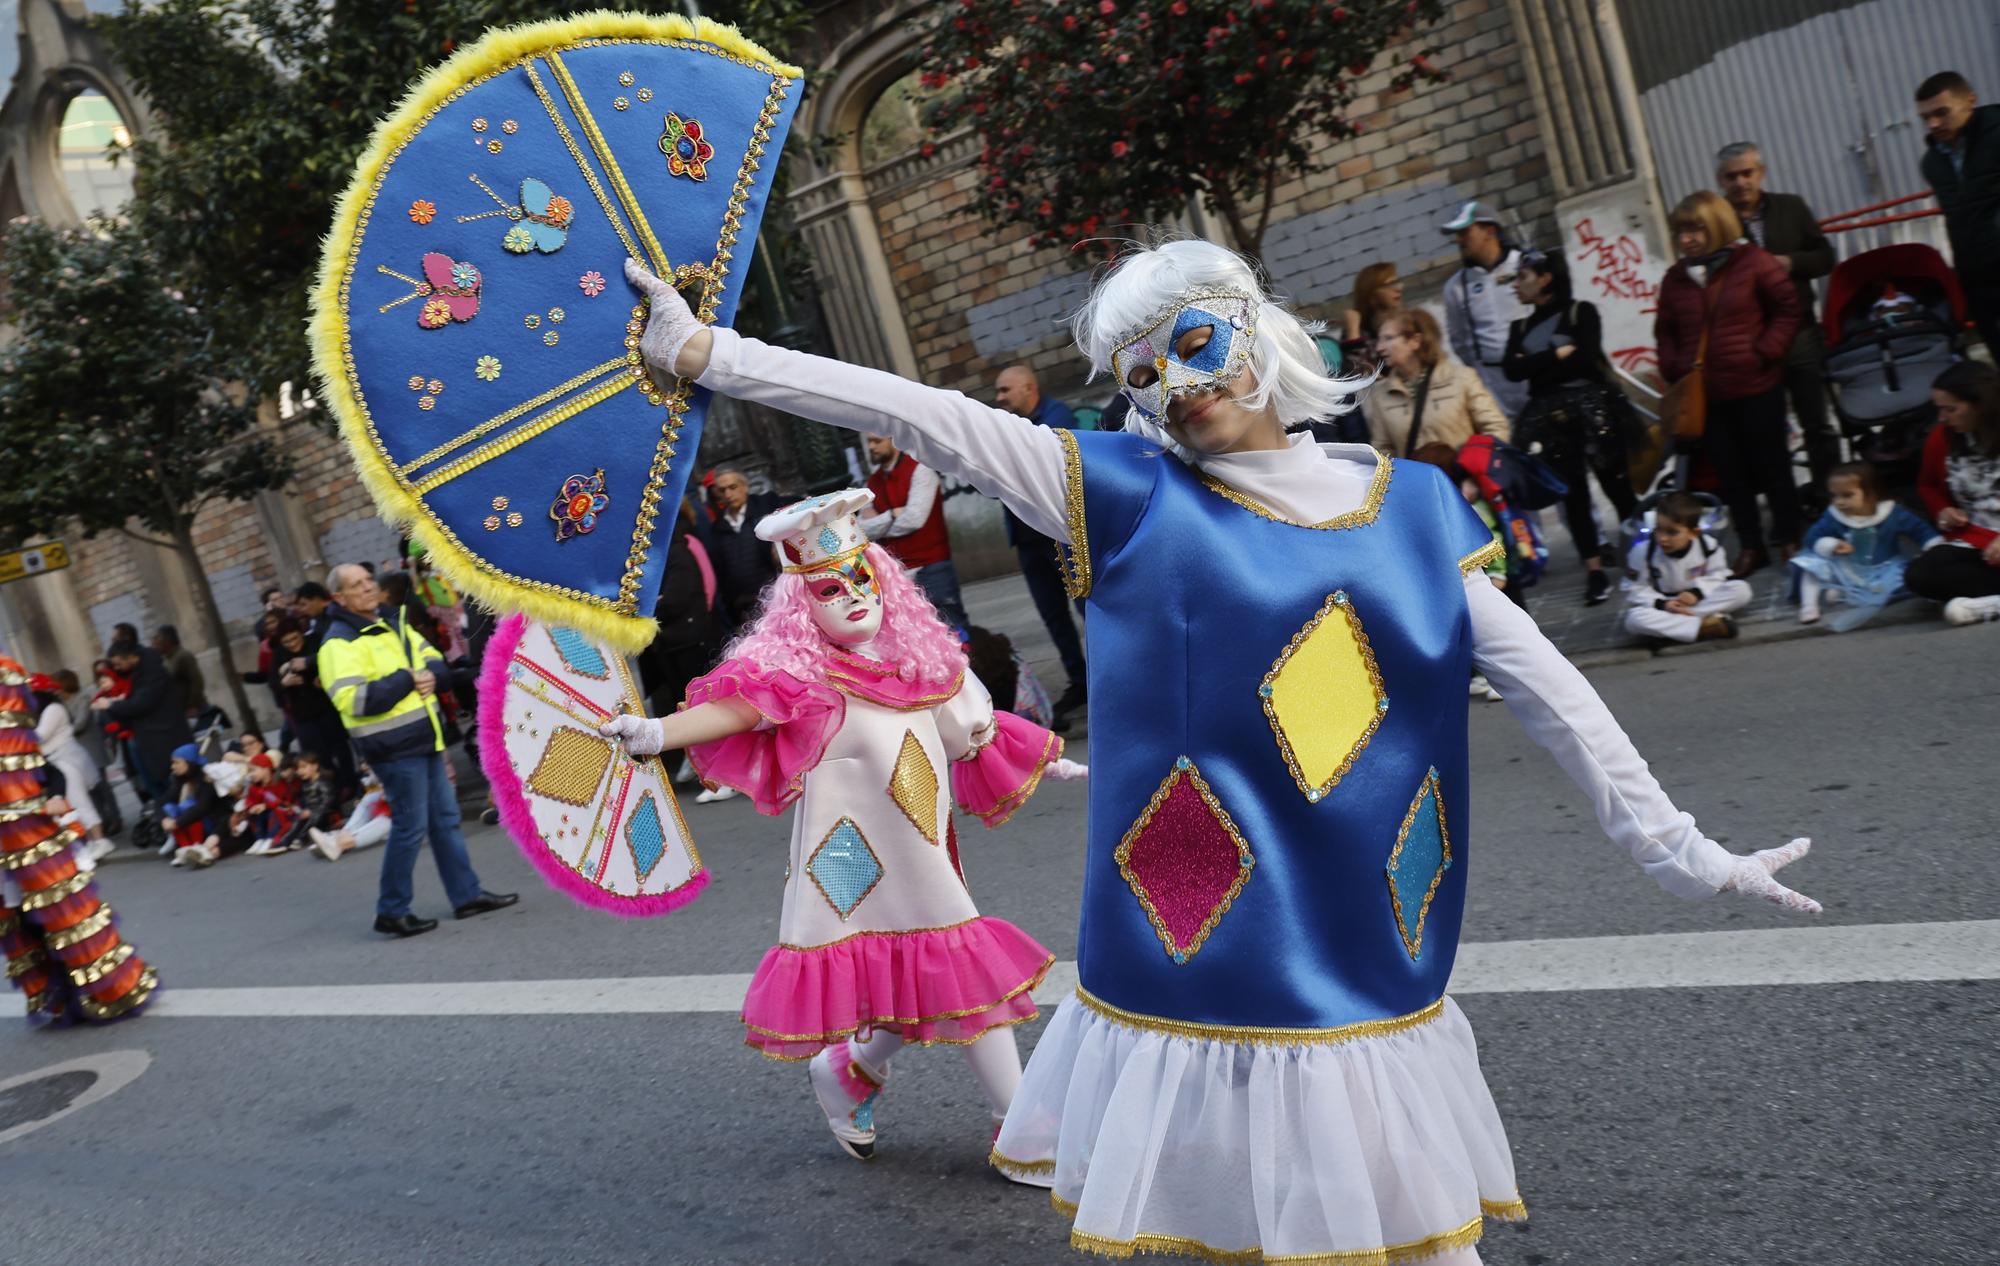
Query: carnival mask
803,552,883,644
1110,290,1259,420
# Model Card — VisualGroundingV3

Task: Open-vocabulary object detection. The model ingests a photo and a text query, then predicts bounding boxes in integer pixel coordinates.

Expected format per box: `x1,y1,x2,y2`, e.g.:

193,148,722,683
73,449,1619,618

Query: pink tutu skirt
741,916,1054,1060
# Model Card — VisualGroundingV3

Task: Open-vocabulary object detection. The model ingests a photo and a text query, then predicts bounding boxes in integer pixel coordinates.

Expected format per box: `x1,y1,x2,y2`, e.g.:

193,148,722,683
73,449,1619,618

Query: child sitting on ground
1790,461,1939,630
309,769,390,862
1623,493,1751,643
282,751,337,850
161,744,223,868
239,753,298,856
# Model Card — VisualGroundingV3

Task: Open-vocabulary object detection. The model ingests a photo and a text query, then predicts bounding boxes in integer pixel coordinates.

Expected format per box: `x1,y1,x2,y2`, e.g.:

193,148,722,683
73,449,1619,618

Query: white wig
1068,239,1367,449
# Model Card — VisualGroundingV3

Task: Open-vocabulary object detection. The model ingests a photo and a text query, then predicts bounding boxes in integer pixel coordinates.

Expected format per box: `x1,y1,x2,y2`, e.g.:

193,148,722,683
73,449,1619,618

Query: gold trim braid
1195,447,1394,530
1457,540,1504,575
1074,985,1445,1048
1066,1214,1486,1265
1055,428,1092,599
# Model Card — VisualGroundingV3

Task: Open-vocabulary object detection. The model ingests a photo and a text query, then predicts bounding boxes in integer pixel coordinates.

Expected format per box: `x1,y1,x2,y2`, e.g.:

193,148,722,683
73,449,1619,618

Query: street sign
0,541,71,585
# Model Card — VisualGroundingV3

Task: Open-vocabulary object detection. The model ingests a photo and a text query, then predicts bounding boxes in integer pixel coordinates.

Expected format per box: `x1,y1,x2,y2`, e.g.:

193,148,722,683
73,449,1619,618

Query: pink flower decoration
578,270,606,297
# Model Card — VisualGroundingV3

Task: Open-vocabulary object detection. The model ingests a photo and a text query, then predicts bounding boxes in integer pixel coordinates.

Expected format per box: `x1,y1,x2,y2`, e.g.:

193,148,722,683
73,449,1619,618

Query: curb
1565,598,1936,671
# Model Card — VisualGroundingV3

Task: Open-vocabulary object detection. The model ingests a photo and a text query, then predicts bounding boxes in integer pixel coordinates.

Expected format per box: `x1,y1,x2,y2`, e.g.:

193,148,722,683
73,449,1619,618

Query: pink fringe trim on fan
478,612,709,919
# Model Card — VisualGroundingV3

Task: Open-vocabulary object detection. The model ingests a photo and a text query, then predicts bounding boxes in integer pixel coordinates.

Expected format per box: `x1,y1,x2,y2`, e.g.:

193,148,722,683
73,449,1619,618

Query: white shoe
1944,595,2000,626
83,837,117,864
807,1039,886,1161
188,841,219,868
673,757,696,784
245,838,269,857
1798,604,1821,625
169,848,189,868
157,835,178,858
694,785,738,804
309,828,339,861
1468,675,1502,702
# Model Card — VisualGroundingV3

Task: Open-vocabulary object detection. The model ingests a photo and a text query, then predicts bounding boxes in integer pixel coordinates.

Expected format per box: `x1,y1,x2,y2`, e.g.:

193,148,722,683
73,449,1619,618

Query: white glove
1046,758,1088,781
1720,837,1821,915
624,258,703,385
599,713,667,757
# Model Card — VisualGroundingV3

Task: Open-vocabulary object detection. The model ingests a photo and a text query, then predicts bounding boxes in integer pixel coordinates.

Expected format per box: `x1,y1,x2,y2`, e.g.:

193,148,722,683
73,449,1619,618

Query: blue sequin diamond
1385,768,1452,960
626,790,668,880
807,817,884,921
548,626,609,679
817,525,842,555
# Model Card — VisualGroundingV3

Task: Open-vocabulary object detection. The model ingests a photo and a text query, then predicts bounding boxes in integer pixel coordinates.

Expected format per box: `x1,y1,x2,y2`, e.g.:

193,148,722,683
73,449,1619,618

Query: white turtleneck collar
1192,432,1383,523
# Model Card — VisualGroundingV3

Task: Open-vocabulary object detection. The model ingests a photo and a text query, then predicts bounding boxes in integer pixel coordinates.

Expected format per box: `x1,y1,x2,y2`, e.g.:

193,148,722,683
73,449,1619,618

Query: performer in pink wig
601,489,1083,1162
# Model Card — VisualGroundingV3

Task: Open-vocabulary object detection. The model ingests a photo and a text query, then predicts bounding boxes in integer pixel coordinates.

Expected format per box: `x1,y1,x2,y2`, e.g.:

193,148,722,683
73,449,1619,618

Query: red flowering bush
921,0,1449,254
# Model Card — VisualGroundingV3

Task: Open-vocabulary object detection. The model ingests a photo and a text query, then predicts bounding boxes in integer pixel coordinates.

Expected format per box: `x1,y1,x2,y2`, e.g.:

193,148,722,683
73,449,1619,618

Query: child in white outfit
1623,493,1753,643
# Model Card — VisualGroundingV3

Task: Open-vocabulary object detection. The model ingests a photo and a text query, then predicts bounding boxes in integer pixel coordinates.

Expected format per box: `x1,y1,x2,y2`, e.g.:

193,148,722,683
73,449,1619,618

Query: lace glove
1720,837,1821,915
600,714,667,757
624,258,703,386
1046,758,1088,781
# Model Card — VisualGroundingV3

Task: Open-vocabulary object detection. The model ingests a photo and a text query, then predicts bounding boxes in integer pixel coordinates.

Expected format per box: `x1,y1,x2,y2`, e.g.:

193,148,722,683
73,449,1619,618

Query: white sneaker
83,837,117,864
1944,595,2000,626
694,785,738,804
169,848,189,868
673,757,696,784
807,1039,886,1161
157,835,177,858
309,828,340,861
245,838,269,857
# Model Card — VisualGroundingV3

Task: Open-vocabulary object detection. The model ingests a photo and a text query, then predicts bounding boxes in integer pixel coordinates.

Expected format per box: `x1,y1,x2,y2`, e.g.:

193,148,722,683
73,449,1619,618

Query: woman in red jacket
1908,361,2000,624
1655,191,1803,578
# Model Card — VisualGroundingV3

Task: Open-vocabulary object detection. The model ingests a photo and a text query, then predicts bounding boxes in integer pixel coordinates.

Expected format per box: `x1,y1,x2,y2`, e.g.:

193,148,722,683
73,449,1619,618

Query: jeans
1015,543,1085,687
372,750,484,918
912,560,969,631
1904,542,2000,601
1702,386,1802,552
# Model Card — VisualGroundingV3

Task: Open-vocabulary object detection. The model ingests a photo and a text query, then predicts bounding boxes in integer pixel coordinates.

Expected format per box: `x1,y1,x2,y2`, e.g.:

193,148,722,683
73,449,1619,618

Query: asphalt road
4,616,1997,1265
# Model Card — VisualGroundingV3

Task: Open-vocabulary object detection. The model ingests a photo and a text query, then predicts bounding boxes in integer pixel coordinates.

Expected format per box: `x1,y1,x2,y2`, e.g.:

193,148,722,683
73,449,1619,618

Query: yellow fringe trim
988,1147,1057,1179
309,11,797,654
1457,540,1504,576
1065,1215,1487,1264
1075,986,1445,1048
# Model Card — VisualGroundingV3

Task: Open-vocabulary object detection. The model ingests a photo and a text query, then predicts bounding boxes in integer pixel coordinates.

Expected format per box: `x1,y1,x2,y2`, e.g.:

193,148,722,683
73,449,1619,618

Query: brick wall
861,0,1551,399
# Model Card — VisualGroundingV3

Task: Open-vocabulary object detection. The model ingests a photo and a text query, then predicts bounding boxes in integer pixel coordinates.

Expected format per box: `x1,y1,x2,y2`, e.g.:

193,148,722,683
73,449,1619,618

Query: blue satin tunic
1068,433,1497,1031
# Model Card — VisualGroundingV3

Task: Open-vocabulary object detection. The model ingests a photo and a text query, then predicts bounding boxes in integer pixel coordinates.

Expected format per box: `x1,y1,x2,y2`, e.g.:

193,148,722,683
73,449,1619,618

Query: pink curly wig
725,543,966,689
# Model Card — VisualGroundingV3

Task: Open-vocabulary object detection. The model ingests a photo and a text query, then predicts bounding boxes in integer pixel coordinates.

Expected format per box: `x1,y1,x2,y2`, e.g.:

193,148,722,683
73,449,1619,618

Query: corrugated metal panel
1621,0,1871,93
1636,0,2000,262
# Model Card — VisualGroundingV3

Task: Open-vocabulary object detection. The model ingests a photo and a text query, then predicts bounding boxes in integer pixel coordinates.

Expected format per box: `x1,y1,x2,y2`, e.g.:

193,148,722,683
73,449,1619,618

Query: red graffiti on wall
1573,217,1660,373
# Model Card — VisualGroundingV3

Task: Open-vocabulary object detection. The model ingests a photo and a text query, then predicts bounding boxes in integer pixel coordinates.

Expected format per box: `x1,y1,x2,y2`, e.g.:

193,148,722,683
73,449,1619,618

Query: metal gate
1623,0,2000,258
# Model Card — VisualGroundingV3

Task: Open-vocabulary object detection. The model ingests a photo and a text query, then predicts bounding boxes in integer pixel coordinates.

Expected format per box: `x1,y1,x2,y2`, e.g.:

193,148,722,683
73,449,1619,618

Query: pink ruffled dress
686,646,1063,1060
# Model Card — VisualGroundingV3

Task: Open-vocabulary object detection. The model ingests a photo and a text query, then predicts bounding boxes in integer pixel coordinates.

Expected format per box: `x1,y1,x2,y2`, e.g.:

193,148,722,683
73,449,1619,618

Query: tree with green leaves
96,0,813,402
918,0,1450,256
0,217,286,727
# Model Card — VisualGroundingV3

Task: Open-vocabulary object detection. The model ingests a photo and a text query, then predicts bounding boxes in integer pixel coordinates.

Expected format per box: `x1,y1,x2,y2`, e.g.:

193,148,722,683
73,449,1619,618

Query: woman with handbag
1503,250,1640,605
1655,191,1804,579
1361,307,1511,455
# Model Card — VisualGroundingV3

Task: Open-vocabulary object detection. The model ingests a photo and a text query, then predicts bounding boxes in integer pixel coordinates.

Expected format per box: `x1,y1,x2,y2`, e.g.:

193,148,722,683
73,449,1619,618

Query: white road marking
0,1050,152,1146
143,920,2000,1019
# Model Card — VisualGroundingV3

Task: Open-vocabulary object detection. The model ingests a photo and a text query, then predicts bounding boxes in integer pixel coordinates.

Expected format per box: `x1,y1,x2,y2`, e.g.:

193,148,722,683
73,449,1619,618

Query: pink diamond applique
1115,756,1255,964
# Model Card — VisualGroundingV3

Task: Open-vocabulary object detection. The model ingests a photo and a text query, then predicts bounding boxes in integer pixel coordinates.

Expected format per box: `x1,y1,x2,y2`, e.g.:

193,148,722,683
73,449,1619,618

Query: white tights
849,1025,1023,1119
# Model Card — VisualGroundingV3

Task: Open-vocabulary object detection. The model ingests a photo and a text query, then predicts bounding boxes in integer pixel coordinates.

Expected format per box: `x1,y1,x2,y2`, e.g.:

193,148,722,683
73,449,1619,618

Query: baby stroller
1820,244,1965,488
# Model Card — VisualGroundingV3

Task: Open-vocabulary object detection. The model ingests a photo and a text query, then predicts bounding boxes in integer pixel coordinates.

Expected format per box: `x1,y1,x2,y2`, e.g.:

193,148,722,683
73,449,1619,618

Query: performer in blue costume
612,242,1821,1264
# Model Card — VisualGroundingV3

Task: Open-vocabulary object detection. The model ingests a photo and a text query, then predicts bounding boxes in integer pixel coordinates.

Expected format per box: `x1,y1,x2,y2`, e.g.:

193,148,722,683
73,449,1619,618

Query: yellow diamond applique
887,729,941,845
525,726,615,807
1258,590,1388,802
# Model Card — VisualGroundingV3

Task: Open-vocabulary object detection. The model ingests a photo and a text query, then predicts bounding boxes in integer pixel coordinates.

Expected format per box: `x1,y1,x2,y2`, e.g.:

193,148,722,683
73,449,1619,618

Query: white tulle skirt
991,990,1525,1263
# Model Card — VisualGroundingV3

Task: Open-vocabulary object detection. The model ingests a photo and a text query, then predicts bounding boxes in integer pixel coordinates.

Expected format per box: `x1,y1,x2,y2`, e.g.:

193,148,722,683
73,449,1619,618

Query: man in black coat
92,640,192,807
704,466,782,626
1717,142,1840,492
1917,72,2000,356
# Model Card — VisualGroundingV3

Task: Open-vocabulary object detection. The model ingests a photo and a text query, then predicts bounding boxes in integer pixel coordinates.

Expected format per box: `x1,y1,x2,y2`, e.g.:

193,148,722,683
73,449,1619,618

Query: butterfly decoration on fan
375,253,483,328
457,173,575,254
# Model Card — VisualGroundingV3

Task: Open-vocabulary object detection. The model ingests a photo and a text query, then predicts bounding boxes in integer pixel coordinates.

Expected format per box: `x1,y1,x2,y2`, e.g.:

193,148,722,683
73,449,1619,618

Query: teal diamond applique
1385,767,1453,959
806,817,884,921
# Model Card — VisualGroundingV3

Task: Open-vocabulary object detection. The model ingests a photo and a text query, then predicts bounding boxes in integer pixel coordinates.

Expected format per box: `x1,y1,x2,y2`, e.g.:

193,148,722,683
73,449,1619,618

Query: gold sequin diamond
1259,590,1388,802
525,726,614,807
886,729,940,845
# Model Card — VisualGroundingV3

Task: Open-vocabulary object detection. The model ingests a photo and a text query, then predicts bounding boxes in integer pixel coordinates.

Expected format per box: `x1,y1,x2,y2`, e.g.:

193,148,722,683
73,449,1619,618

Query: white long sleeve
862,462,942,541
34,702,75,757
699,328,1072,541
1465,573,1736,898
